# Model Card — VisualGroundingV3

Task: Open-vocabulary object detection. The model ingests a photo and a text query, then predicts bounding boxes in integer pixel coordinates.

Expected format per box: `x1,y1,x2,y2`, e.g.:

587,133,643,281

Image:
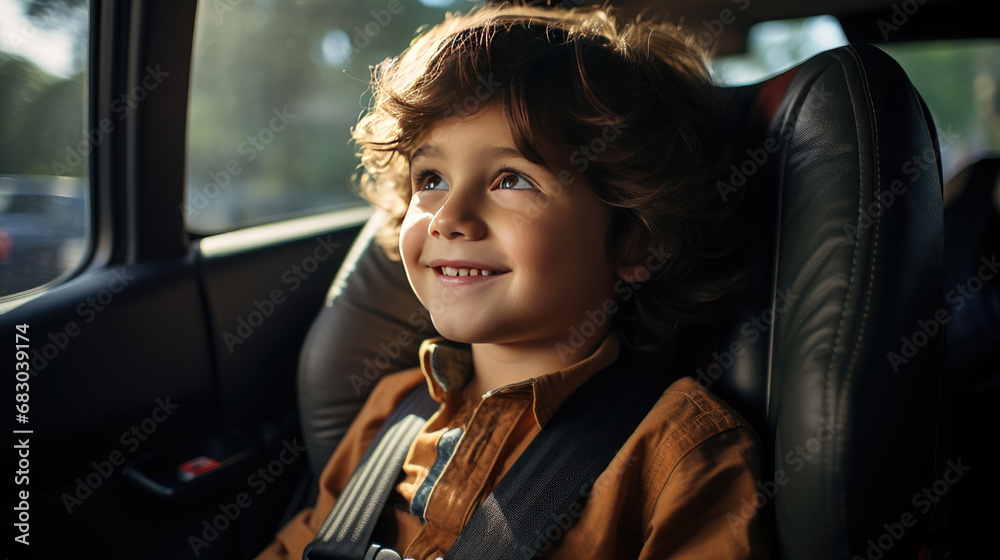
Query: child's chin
432,327,477,344
430,319,484,344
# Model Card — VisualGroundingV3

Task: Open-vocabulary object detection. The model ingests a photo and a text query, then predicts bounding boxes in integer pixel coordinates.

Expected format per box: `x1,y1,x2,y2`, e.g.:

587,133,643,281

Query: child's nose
428,189,487,241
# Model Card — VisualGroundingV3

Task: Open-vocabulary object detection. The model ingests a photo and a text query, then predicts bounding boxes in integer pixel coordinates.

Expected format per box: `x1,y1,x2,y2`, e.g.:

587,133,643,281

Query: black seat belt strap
304,384,438,560
304,347,670,560
359,384,440,465
445,349,671,560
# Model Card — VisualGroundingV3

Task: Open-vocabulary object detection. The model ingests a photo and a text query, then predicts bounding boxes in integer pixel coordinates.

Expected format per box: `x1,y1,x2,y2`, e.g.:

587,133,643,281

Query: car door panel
196,220,365,426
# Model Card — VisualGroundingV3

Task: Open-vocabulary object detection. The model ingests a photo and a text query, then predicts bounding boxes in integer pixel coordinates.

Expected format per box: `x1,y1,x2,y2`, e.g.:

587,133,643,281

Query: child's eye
415,172,449,192
497,172,535,191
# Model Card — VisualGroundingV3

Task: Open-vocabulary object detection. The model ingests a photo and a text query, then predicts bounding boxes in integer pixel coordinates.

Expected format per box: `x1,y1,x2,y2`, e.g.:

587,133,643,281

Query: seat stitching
822,46,868,559
840,46,883,557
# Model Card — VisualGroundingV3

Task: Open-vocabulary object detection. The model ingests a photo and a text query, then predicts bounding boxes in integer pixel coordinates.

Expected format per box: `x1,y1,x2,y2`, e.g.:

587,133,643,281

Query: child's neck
465,330,609,398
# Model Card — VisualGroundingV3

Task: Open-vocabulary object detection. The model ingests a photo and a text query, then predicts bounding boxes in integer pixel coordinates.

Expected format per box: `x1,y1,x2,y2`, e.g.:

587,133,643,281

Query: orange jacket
257,335,768,559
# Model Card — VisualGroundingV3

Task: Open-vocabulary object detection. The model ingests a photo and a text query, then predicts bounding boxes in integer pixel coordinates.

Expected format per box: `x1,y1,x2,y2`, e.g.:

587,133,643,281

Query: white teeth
439,267,495,277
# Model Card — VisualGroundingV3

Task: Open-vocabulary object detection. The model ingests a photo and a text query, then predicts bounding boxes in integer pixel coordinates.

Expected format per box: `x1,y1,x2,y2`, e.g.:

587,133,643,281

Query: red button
179,456,220,481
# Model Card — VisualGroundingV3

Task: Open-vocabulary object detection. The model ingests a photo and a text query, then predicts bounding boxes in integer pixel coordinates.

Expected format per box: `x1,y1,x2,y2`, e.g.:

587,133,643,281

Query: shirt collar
417,334,621,428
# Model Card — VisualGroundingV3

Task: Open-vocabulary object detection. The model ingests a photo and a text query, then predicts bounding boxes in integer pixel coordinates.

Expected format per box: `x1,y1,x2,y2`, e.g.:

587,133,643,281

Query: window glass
879,41,1000,181
714,15,1000,182
0,0,90,298
185,0,459,234
713,16,848,86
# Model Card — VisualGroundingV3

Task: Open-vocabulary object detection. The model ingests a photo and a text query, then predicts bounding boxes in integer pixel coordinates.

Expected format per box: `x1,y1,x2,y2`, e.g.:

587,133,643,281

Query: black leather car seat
296,44,951,559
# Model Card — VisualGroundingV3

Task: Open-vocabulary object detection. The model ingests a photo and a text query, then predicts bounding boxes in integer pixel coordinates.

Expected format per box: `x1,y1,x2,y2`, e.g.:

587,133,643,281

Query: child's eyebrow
410,145,440,161
485,146,524,159
411,145,524,162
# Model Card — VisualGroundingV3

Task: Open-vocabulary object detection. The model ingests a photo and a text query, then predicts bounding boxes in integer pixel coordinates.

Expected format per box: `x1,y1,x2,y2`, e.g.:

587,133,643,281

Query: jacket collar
417,334,621,427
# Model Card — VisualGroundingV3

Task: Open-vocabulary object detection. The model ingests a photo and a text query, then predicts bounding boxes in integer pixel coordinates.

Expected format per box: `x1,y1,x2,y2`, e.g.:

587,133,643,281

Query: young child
258,4,766,559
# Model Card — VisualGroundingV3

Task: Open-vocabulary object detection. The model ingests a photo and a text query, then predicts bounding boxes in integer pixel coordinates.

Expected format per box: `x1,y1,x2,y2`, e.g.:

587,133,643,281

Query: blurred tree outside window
714,16,1000,182
713,16,849,86
185,0,463,234
880,41,1000,181
0,0,89,298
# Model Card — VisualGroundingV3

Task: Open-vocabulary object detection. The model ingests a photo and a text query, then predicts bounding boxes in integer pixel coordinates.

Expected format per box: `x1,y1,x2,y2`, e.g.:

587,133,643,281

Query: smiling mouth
436,266,505,277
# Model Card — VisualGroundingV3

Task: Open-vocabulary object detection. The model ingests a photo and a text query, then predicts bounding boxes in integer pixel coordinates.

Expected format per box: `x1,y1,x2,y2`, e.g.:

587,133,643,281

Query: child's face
399,105,620,349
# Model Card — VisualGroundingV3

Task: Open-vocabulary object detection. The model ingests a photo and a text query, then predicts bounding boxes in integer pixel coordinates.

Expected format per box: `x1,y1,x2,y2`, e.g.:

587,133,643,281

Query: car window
713,16,849,86
879,41,1000,181
184,0,458,234
0,0,90,299
714,17,1000,182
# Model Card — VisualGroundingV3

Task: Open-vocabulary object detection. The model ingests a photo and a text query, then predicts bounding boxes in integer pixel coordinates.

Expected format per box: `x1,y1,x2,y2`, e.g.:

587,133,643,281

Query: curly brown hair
352,3,743,343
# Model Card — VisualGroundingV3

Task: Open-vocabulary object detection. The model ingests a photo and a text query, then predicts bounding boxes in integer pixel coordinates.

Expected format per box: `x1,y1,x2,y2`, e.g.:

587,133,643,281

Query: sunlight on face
399,105,619,349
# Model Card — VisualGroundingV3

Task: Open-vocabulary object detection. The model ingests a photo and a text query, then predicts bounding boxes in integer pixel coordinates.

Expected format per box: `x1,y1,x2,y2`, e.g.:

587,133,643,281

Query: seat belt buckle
364,543,402,560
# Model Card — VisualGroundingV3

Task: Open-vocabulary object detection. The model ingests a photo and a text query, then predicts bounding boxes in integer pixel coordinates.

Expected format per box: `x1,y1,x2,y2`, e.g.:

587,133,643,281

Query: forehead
406,104,573,174
409,105,515,160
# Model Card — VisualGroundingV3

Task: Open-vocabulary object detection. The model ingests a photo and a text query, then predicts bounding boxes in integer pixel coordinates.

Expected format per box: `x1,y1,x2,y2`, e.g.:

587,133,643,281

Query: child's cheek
400,198,433,232
492,191,549,226
398,210,426,263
